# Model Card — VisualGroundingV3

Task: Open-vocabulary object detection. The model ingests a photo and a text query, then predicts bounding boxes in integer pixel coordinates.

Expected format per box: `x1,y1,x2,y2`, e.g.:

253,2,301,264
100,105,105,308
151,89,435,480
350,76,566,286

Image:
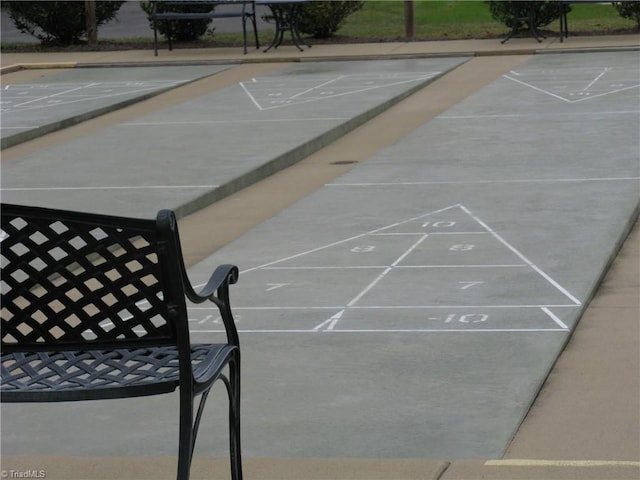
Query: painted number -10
444,313,489,324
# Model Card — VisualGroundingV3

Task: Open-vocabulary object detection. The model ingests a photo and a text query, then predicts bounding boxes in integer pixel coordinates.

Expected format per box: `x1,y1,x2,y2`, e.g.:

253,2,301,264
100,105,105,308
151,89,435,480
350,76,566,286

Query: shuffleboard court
0,66,230,148
175,51,638,459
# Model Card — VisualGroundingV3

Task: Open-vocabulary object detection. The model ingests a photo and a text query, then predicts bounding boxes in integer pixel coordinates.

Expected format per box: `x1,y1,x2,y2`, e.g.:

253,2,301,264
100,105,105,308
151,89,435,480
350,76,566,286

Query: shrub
486,1,564,29
614,1,640,28
5,1,125,45
296,1,364,38
139,1,214,42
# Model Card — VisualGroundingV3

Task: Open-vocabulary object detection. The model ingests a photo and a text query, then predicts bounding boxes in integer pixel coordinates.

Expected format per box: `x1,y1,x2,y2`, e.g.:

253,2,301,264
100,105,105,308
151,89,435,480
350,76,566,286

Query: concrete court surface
0,43,636,478
0,57,469,218
181,49,639,457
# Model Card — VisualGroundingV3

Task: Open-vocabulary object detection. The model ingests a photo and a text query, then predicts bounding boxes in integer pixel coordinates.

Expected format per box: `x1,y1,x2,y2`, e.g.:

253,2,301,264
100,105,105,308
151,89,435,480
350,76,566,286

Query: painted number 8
351,245,375,252
449,244,474,251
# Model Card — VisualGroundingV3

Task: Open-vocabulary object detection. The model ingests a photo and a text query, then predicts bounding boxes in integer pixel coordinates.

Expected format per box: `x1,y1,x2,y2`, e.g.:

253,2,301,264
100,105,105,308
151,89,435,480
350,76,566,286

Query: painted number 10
422,221,456,228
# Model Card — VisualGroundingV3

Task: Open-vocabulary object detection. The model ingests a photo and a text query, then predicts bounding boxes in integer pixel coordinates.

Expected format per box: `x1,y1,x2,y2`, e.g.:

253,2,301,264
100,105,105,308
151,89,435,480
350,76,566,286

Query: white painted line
504,74,571,103
11,83,93,108
122,117,348,126
370,231,488,236
191,328,570,334
459,205,582,306
347,267,392,307
417,110,640,119
240,73,440,110
323,328,569,333
327,177,640,187
571,83,640,103
370,232,424,236
392,234,429,266
503,74,640,103
260,264,528,269
313,309,345,331
428,231,488,235
583,67,610,91
4,85,177,114
1,185,216,191
208,306,344,310
541,307,569,329
394,264,527,268
345,233,429,308
189,304,582,311
239,81,263,110
261,266,388,270
485,459,640,467
348,304,580,309
238,209,447,274
290,76,342,100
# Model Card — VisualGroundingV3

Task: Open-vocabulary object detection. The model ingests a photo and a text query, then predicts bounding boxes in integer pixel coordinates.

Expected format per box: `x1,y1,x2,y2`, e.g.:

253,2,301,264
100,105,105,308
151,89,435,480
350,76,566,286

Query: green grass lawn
336,1,638,41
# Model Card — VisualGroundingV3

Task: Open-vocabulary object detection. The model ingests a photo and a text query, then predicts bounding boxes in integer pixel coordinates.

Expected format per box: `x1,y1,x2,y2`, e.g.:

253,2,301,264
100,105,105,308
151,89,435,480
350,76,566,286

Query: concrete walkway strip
441,459,640,479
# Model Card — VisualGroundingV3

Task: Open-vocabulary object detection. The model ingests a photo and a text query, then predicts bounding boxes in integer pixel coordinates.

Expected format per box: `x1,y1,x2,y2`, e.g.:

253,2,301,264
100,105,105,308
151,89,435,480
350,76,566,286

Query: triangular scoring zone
194,205,581,333
1,81,188,114
503,65,640,104
239,72,441,111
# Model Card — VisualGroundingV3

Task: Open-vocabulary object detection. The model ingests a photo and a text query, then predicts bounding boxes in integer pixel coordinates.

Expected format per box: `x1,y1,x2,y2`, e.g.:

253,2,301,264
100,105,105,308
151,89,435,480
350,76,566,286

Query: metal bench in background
0,203,242,480
150,0,259,55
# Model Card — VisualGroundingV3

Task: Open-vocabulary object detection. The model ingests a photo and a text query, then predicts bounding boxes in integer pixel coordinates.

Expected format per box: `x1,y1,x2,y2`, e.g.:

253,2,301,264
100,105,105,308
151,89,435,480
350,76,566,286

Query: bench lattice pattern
1,211,172,349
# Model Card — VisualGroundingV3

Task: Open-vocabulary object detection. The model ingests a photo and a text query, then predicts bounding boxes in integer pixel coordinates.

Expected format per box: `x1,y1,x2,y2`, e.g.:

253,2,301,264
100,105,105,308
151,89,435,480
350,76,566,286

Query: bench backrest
151,0,255,18
1,204,190,353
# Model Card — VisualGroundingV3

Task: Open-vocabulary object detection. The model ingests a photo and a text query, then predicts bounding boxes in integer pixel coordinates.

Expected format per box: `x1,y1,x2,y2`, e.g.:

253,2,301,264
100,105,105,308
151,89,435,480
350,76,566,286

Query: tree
5,1,125,45
296,1,364,39
614,1,640,28
486,1,564,30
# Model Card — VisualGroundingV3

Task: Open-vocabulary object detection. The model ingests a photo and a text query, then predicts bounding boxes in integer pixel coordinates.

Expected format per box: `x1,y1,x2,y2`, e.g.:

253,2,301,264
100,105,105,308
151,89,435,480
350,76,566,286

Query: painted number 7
459,281,485,290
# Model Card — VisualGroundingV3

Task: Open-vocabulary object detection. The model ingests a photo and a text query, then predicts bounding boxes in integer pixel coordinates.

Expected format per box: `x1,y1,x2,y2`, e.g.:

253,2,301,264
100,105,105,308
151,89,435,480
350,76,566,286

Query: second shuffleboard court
502,53,640,104
0,65,227,146
1,80,191,114
187,204,581,334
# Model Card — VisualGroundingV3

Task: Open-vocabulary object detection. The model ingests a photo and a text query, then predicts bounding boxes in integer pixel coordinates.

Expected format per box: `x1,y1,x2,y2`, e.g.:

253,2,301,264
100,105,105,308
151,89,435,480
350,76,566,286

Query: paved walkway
2,33,639,70
1,34,638,480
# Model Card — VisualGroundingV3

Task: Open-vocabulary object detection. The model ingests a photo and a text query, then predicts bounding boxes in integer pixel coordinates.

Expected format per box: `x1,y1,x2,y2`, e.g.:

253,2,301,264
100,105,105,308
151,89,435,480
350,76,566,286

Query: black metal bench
150,0,260,55
0,203,242,480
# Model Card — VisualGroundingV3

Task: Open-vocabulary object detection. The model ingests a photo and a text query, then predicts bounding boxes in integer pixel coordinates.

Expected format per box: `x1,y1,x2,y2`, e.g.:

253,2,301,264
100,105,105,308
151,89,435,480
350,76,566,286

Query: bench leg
177,393,195,480
153,20,159,56
250,14,260,50
167,21,173,51
228,353,243,480
242,17,248,54
177,354,242,480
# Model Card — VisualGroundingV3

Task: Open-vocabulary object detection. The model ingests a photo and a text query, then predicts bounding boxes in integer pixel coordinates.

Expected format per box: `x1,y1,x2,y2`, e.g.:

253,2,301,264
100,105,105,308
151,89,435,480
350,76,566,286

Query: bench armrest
185,264,239,304
183,264,240,345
